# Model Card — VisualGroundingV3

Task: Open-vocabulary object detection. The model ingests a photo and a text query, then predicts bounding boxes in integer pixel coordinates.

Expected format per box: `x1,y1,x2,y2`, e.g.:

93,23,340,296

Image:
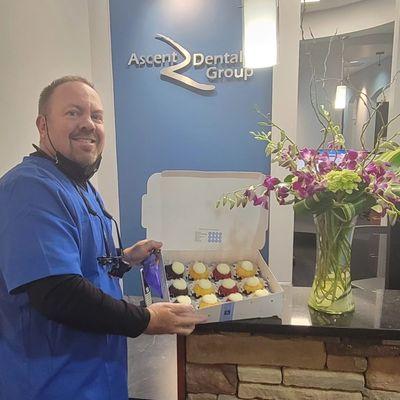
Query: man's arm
26,274,150,337
26,274,207,337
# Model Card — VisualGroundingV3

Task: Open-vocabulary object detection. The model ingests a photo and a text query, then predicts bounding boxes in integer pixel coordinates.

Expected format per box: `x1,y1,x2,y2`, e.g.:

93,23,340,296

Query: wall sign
127,34,254,93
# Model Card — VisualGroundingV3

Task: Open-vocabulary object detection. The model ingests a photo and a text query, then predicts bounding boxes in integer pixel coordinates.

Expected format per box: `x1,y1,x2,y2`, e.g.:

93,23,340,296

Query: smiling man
37,78,105,171
0,76,205,400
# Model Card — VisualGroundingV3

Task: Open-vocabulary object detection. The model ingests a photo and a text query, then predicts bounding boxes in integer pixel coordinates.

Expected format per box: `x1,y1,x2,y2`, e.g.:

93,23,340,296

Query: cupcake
188,262,210,280
169,278,188,297
236,260,257,279
227,292,244,302
242,277,264,295
199,294,219,309
217,278,239,297
193,279,215,298
252,288,269,298
165,261,185,280
175,295,192,305
212,263,232,281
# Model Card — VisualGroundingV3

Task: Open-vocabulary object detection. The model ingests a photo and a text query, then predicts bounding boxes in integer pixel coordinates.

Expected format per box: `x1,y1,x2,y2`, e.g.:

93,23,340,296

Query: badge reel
140,249,166,307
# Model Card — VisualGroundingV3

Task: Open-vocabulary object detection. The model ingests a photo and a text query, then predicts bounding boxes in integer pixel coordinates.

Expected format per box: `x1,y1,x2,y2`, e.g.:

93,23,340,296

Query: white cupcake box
141,170,283,323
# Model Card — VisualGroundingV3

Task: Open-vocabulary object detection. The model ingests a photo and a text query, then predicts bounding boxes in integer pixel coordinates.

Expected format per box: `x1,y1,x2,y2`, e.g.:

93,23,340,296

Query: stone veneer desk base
181,287,400,400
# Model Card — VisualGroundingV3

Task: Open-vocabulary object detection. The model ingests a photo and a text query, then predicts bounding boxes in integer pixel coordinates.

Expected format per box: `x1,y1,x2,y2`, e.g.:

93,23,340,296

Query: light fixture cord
341,37,345,85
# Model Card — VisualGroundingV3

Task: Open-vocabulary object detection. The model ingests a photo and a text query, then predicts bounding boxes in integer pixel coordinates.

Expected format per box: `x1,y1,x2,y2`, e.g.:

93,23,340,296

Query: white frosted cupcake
242,276,264,295
252,288,269,298
236,260,257,279
217,278,239,297
212,263,232,280
169,278,188,297
227,292,243,302
175,295,192,305
165,261,185,280
199,294,219,309
189,262,210,280
193,279,215,298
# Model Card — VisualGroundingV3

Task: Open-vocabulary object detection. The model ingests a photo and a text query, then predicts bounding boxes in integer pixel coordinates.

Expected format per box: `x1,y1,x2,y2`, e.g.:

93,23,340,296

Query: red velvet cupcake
212,263,232,281
218,278,239,297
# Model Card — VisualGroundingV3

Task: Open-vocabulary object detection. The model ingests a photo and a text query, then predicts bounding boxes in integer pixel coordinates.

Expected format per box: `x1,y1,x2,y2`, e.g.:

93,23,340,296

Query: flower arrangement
218,106,400,224
217,106,400,314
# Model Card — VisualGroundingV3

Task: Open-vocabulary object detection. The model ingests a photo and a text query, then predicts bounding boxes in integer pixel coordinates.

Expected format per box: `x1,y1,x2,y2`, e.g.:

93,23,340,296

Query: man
0,76,205,400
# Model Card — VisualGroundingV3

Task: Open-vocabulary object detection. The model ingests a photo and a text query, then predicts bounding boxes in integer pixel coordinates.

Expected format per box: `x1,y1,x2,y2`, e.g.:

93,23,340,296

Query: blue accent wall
109,0,272,294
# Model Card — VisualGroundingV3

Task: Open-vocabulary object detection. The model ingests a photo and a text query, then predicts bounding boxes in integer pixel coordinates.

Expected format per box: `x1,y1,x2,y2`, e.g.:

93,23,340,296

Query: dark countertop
195,286,400,339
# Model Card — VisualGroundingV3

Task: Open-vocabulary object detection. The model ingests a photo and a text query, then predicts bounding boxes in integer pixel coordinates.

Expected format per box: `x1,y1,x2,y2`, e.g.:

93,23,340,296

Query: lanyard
74,182,131,278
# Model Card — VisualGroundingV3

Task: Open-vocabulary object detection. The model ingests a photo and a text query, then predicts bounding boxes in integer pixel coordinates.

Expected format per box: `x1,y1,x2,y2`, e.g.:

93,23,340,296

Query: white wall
0,0,92,176
269,0,301,284
0,0,119,221
87,0,120,224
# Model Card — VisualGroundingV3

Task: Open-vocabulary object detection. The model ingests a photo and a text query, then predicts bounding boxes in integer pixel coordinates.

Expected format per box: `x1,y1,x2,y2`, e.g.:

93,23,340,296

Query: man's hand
123,239,162,265
145,302,208,336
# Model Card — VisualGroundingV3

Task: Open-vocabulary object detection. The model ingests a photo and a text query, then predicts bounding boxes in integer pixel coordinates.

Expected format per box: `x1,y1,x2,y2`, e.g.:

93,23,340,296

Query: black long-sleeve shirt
26,274,150,338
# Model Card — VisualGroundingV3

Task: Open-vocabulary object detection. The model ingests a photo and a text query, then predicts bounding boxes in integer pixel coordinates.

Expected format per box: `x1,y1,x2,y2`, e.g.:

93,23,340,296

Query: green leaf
235,193,243,207
222,196,227,207
216,200,221,208
284,175,294,183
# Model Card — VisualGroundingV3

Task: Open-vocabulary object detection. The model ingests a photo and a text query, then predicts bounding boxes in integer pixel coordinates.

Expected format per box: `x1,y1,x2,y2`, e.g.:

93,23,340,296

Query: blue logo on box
220,302,234,321
208,231,222,243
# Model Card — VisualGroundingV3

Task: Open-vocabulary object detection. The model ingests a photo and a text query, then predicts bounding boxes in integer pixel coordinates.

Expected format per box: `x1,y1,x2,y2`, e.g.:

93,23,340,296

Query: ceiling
303,0,365,13
301,22,394,74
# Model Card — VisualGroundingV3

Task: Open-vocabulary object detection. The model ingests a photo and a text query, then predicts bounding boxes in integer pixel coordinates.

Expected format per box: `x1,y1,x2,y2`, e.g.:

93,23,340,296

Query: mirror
293,19,394,287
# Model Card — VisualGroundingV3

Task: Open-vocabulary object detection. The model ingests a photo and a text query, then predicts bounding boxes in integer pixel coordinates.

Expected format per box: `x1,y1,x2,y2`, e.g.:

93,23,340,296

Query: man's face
37,81,105,167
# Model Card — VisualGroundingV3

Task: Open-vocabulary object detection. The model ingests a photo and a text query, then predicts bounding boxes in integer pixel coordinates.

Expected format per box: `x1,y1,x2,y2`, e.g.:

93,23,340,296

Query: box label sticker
220,302,234,322
195,228,223,243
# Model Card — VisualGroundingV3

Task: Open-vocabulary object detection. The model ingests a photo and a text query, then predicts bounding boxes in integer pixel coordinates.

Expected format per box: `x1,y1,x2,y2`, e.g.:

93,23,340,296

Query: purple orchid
292,171,324,199
276,186,290,205
299,148,318,164
252,194,269,209
263,176,280,190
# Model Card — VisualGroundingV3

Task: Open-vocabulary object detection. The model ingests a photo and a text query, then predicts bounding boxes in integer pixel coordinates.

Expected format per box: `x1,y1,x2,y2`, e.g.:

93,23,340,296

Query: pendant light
243,0,278,69
335,36,347,109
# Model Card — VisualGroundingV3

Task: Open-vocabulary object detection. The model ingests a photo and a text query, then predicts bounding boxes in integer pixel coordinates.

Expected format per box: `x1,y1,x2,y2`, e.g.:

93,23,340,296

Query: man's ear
36,115,47,140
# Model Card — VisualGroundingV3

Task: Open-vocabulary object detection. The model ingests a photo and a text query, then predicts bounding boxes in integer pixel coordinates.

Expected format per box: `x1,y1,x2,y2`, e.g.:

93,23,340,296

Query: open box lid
142,170,268,251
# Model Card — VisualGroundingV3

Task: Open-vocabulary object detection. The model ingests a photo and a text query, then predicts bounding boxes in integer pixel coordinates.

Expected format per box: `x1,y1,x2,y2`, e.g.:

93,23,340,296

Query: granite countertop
195,286,400,339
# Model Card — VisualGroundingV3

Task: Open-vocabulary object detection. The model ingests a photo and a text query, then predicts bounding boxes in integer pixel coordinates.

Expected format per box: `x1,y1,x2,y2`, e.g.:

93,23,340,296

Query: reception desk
182,287,400,400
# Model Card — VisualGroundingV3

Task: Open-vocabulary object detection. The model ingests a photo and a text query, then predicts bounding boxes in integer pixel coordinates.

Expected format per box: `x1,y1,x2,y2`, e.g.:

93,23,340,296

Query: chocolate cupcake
169,278,188,297
217,278,239,297
212,263,232,281
165,261,185,280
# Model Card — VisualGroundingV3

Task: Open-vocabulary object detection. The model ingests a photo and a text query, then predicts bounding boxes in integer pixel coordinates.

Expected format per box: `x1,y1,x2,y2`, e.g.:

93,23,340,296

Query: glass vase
308,210,357,314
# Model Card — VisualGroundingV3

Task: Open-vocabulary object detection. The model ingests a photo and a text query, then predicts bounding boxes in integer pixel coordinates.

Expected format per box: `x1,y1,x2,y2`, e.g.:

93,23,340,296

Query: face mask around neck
31,144,102,183
55,151,102,183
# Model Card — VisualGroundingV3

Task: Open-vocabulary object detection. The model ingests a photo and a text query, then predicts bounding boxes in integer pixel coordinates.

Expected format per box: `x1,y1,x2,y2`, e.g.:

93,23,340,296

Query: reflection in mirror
297,22,394,151
293,21,394,288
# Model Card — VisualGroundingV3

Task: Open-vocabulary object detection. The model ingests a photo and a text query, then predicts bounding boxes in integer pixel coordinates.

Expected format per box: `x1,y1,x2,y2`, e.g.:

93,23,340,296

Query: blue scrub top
0,155,128,400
